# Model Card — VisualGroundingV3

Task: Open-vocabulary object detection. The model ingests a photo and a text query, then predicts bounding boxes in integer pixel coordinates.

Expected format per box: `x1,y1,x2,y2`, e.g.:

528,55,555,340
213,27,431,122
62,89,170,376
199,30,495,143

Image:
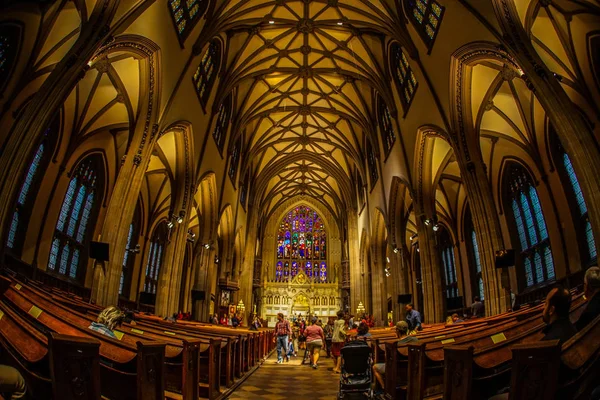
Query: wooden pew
48,332,101,400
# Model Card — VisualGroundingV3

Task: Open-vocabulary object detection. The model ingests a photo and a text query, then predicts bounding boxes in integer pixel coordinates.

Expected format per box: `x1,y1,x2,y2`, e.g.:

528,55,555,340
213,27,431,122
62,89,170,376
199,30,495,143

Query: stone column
415,216,445,323
192,246,214,321
347,211,362,315
155,214,189,317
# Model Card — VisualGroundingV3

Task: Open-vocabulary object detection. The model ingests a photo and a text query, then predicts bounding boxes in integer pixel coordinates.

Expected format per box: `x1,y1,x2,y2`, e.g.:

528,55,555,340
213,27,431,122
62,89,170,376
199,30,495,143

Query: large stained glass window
193,40,221,107
212,96,231,153
7,143,44,249
377,95,396,157
229,138,241,185
48,157,102,280
438,227,458,299
550,129,597,264
276,205,328,282
465,206,484,300
169,0,208,41
504,163,555,288
367,140,378,190
144,221,169,295
7,117,58,254
390,43,417,112
406,0,444,49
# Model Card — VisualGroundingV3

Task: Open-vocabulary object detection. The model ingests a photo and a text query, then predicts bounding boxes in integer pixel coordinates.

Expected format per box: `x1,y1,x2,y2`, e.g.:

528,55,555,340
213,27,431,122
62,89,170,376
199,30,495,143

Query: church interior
0,0,599,399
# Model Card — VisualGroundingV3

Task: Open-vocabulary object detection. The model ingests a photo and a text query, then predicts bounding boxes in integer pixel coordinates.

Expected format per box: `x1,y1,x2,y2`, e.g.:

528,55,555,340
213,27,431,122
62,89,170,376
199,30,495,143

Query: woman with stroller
305,317,325,369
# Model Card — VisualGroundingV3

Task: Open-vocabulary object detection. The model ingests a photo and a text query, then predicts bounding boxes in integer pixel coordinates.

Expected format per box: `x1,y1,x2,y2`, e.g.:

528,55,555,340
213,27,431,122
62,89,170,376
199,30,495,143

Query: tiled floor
227,348,342,399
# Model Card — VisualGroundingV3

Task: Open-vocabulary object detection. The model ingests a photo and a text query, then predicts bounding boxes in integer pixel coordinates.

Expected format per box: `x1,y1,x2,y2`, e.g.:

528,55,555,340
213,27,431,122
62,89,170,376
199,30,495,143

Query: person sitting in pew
356,322,371,339
0,365,26,399
575,266,600,332
541,286,576,344
471,296,484,318
88,306,124,338
452,313,464,323
373,321,418,390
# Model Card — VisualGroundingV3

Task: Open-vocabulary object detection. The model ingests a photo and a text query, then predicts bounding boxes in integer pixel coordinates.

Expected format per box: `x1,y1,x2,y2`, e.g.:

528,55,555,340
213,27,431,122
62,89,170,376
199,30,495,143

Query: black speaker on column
191,290,205,301
397,294,412,304
495,249,515,268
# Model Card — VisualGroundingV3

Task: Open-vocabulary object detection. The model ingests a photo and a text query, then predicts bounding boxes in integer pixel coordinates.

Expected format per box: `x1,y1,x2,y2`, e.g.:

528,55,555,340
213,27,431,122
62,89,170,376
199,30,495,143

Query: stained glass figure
504,163,554,287
275,206,327,281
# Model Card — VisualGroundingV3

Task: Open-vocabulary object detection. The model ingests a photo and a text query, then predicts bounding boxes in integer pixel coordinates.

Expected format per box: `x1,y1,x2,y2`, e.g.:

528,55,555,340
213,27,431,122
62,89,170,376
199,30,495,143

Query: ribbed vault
213,0,411,221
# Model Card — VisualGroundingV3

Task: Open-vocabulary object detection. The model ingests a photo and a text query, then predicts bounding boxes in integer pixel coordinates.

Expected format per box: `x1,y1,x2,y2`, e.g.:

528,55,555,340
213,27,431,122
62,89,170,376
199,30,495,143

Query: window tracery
48,157,102,280
377,96,396,156
390,43,417,112
193,40,221,107
212,96,231,153
406,0,444,49
504,164,555,287
276,205,328,282
169,0,208,41
144,221,169,295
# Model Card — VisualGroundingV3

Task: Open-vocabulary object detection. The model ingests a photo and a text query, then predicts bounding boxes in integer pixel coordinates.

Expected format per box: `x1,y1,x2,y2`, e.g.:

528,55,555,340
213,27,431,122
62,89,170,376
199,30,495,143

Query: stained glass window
554,138,597,263
240,170,249,209
390,43,417,112
367,140,378,189
439,227,458,299
504,163,554,287
276,205,328,282
144,221,169,295
465,207,484,300
169,0,207,41
49,157,101,280
193,40,221,107
406,0,444,49
356,170,365,208
120,224,134,295
229,138,241,184
378,96,396,156
212,96,231,153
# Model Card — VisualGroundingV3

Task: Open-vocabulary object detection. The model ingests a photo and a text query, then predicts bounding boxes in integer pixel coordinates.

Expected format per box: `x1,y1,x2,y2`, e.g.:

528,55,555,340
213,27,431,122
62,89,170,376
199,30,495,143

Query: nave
229,351,339,400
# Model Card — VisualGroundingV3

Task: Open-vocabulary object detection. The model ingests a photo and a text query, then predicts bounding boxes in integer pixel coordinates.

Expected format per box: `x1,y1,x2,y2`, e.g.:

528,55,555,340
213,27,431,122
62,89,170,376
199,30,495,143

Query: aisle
227,348,341,399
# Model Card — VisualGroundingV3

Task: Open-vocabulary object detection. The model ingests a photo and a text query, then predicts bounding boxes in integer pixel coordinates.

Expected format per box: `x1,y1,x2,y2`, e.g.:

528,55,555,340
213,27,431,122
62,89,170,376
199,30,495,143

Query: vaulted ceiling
216,0,411,221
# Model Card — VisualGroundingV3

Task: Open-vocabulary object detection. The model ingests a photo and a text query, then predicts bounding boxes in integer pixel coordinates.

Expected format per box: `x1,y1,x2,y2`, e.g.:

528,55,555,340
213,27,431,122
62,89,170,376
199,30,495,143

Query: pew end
443,345,474,400
509,340,561,400
48,332,101,400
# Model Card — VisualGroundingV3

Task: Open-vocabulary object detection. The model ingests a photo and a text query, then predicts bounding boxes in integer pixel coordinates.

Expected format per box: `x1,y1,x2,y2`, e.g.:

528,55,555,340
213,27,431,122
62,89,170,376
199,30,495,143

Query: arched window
119,201,141,297
228,138,241,185
48,157,103,280
212,96,231,153
550,127,597,265
377,95,396,157
405,0,444,50
503,163,555,288
7,116,58,253
0,23,22,92
276,205,328,282
144,221,169,294
169,0,208,41
464,206,484,300
367,140,378,189
240,170,249,209
193,40,221,107
390,43,417,112
356,170,365,209
438,227,458,299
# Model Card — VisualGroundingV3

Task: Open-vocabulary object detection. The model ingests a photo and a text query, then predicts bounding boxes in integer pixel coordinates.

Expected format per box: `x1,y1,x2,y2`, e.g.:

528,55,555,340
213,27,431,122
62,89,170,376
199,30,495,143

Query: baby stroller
338,339,374,399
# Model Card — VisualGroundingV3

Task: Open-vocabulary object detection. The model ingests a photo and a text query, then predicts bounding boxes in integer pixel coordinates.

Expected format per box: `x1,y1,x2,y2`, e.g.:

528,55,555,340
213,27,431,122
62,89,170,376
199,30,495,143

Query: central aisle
227,349,341,399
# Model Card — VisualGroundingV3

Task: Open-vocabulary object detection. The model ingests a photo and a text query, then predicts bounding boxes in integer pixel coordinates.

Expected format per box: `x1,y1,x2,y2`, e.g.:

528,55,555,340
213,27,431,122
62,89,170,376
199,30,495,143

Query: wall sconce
177,210,186,224
127,244,140,254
